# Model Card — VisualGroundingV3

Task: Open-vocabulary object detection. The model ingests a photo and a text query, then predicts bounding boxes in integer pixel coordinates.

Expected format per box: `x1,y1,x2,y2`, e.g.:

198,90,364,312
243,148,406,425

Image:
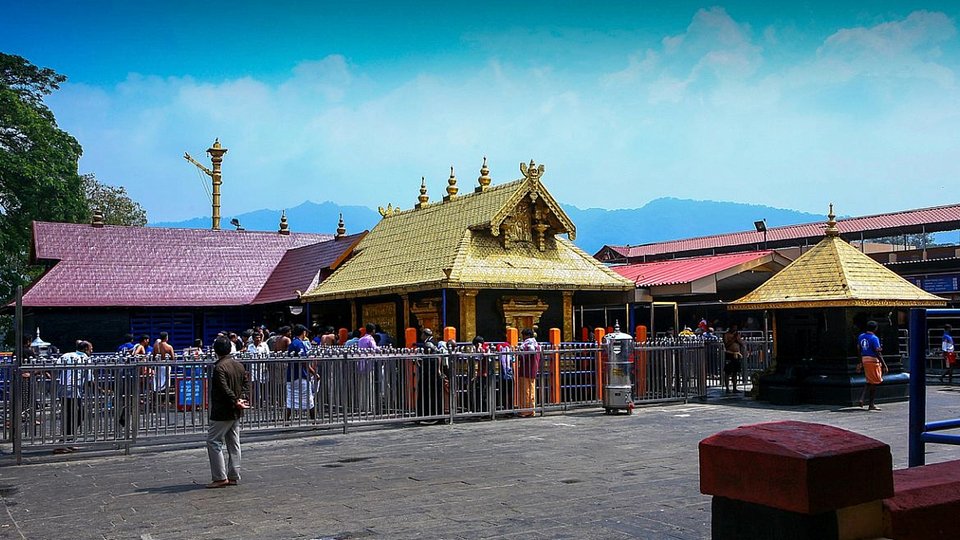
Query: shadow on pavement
136,483,206,494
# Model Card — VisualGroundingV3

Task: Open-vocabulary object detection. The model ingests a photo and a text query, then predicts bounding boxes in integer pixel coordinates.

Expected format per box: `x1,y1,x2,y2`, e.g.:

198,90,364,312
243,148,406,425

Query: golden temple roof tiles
302,172,632,301
729,231,946,310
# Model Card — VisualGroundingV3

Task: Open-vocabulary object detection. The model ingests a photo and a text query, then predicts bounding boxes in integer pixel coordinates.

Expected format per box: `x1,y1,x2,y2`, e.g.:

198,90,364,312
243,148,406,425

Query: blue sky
3,1,959,223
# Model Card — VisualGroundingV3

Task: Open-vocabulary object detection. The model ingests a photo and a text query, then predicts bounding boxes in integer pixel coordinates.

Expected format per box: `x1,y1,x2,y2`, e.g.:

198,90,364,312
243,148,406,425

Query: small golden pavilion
300,159,633,342
729,206,946,405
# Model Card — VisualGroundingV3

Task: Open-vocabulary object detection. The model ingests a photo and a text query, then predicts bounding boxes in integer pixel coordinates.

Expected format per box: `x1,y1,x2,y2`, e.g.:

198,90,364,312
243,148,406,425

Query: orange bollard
405,327,418,410
635,325,648,398
443,326,457,343
338,328,348,345
549,328,561,404
581,327,589,343
405,327,418,348
506,327,519,407
594,327,606,401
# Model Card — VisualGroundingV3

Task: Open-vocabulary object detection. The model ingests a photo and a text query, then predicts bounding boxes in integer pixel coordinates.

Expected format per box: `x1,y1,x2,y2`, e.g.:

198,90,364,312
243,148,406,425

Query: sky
3,0,960,223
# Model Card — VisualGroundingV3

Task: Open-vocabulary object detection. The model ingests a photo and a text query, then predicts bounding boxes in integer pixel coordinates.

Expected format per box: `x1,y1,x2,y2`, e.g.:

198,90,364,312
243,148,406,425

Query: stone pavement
2,386,960,540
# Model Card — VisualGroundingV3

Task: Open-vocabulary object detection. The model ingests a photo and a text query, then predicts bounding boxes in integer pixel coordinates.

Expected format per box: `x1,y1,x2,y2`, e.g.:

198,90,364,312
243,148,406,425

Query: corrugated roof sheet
606,203,960,259
23,222,339,307
729,234,947,310
303,177,632,300
612,251,778,287
252,232,365,305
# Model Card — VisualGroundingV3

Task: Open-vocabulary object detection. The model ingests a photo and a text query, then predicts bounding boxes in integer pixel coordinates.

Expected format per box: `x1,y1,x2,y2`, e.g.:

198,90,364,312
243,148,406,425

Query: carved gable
491,161,575,251
499,194,568,251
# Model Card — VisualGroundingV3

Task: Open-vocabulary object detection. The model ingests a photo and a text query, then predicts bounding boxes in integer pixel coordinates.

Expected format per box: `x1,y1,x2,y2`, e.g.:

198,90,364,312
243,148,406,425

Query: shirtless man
151,332,176,407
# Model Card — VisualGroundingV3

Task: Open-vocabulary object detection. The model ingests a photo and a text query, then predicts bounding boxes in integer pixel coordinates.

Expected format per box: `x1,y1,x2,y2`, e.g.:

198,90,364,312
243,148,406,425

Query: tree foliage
0,53,89,306
873,233,937,249
82,174,147,226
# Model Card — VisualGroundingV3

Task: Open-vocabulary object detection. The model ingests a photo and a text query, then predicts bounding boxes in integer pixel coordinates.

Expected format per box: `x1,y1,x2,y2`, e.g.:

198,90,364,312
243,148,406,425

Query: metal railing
908,308,960,467
1,337,770,459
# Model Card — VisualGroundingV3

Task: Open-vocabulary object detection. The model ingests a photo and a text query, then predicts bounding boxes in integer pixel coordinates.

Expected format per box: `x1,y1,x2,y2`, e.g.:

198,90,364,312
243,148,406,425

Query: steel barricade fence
4,342,717,457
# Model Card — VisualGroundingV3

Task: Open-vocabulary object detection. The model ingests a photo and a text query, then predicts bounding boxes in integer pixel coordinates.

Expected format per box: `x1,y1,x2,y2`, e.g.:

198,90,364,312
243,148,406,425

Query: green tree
82,174,147,226
873,233,937,249
1,53,88,306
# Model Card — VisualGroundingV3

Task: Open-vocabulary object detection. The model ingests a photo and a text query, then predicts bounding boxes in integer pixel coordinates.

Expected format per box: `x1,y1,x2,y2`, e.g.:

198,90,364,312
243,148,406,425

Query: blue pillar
908,308,927,467
442,289,447,329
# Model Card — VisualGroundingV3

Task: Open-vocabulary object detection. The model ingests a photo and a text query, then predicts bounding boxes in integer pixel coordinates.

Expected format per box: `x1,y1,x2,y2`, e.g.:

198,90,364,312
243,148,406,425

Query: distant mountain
151,197,823,255
562,198,823,254
151,200,382,236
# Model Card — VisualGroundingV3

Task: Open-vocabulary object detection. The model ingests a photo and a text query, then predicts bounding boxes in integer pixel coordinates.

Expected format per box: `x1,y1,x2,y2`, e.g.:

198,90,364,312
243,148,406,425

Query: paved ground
2,385,960,540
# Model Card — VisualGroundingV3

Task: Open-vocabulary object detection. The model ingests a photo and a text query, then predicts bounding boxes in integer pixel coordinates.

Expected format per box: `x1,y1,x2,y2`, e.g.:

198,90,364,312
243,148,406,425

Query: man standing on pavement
857,320,888,411
940,324,955,384
206,336,249,488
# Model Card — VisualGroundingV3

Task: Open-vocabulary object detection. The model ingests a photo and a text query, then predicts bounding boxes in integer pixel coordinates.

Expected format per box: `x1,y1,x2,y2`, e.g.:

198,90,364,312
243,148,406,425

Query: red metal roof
612,251,776,287
604,203,960,260
252,232,365,305
22,222,345,307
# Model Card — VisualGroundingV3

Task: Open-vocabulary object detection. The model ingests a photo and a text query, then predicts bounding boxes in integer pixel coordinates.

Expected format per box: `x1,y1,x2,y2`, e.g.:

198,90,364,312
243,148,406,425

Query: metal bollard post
338,353,348,434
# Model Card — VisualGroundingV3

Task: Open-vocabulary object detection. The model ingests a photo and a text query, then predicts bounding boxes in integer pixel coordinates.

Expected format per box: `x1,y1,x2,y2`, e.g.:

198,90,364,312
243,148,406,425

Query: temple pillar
562,291,574,342
401,294,410,330
349,299,357,330
458,289,479,340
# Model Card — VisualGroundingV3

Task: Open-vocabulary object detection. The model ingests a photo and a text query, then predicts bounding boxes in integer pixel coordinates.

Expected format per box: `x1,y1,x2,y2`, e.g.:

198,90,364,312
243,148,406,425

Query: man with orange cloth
857,320,888,411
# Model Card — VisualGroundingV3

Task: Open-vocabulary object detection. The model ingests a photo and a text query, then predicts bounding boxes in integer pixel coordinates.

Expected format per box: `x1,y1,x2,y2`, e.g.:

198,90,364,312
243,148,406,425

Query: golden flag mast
184,139,228,230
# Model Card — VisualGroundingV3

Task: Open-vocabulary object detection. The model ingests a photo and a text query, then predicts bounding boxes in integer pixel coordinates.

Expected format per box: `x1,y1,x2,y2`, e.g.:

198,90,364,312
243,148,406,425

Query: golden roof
729,208,947,310
302,164,633,301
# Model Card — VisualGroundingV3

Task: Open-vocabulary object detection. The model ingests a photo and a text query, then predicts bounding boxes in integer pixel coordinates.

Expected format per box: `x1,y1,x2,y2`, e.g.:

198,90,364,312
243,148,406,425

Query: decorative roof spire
476,156,491,193
444,166,459,201
416,177,430,209
825,203,839,237
91,208,105,228
336,212,346,238
520,159,545,182
278,210,290,235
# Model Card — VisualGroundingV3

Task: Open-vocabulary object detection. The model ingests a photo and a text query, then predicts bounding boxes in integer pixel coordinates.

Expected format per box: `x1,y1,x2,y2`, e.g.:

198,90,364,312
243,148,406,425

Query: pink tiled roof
604,203,960,259
23,222,337,307
252,232,365,305
612,251,777,287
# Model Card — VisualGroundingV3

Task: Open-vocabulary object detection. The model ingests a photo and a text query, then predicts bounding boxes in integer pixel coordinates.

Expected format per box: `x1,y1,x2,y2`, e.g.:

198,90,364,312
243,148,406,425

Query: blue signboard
177,377,207,410
908,274,960,294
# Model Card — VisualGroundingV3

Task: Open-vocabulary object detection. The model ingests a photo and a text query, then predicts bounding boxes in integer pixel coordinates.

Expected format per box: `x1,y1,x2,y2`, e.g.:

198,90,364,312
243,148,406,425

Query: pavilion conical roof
729,207,947,310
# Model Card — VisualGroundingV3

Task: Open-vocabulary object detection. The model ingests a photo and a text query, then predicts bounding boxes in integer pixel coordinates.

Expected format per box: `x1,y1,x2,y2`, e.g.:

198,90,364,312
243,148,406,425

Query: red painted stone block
884,460,960,540
700,421,893,514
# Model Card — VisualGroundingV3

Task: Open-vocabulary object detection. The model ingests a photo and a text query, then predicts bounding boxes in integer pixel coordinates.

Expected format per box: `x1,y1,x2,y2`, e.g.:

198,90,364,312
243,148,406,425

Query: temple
300,159,633,341
729,206,947,405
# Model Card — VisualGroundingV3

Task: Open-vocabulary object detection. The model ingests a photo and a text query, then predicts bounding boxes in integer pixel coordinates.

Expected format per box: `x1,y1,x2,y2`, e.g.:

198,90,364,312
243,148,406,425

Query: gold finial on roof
416,177,429,209
444,166,459,201
476,156,491,193
378,203,398,217
520,159,545,182
91,208,104,228
336,212,346,237
278,210,290,235
825,203,839,237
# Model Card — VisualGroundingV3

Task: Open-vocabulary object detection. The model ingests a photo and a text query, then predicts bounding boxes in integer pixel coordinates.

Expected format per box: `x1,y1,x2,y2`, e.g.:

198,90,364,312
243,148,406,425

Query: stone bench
883,460,960,540
700,420,960,539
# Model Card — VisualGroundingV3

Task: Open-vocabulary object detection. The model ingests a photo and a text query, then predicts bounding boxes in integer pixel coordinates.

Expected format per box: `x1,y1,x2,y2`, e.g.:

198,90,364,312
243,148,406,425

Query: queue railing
1,340,726,458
